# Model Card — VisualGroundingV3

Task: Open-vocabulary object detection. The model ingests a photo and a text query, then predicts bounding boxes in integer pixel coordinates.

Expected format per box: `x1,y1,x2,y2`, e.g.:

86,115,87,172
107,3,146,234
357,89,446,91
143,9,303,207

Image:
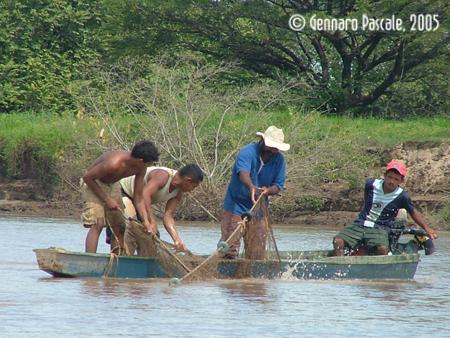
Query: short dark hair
131,141,159,163
179,164,204,182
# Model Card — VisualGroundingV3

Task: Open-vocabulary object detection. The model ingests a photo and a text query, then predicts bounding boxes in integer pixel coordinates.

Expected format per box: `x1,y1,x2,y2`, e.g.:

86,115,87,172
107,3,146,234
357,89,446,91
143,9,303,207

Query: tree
107,0,449,114
0,0,105,113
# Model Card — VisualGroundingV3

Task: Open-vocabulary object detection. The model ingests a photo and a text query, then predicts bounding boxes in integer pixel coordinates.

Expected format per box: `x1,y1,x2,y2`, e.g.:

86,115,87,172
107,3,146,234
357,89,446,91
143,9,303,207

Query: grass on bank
322,116,450,146
0,112,449,227
1,111,449,180
2,112,448,164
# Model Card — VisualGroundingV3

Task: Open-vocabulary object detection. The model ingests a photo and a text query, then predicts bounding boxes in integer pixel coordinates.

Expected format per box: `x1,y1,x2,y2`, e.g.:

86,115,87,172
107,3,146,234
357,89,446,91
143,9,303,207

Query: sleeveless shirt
120,166,180,204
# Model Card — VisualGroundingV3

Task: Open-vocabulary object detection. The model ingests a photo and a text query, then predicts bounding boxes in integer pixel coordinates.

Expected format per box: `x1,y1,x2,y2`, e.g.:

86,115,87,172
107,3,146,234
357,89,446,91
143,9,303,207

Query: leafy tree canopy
0,0,105,113
106,0,449,115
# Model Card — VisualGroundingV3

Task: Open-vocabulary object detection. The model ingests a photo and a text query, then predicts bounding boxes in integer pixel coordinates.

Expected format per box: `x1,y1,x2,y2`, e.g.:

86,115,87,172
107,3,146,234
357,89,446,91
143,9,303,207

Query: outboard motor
387,208,435,255
407,228,436,255
390,225,436,255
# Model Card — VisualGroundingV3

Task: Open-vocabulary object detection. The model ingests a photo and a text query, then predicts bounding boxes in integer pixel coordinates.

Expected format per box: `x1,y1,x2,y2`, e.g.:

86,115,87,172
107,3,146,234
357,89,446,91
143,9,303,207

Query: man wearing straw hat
219,126,289,260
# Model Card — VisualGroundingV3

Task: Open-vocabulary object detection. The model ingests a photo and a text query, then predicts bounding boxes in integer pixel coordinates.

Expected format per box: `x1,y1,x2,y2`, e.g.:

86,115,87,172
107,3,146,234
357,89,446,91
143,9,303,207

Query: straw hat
256,126,290,151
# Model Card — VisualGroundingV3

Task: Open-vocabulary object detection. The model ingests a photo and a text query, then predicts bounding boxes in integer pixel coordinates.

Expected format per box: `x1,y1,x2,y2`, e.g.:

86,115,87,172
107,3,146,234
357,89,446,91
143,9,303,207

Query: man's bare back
82,141,160,253
86,151,147,184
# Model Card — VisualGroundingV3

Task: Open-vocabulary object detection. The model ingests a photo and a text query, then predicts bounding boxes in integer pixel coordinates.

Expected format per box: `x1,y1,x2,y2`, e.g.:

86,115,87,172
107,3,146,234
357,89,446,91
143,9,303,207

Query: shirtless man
81,141,159,253
120,164,204,255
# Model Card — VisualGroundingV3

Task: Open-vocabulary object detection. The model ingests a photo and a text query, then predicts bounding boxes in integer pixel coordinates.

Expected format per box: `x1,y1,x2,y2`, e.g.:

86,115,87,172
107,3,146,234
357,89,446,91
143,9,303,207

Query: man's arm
163,193,187,251
141,170,168,234
410,208,438,240
132,169,151,231
260,157,285,196
238,171,260,203
83,159,120,210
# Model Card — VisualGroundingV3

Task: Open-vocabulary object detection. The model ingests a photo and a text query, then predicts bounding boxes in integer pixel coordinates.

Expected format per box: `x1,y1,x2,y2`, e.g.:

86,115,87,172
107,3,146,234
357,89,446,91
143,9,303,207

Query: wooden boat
34,247,420,280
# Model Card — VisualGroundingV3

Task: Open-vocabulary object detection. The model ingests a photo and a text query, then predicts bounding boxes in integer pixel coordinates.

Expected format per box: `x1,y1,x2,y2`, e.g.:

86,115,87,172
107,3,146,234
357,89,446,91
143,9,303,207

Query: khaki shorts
334,223,389,250
80,179,125,231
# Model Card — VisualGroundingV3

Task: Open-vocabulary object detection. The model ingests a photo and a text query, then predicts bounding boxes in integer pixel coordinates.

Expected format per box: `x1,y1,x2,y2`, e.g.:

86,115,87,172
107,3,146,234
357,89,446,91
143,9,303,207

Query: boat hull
34,248,168,278
218,250,419,280
34,248,419,280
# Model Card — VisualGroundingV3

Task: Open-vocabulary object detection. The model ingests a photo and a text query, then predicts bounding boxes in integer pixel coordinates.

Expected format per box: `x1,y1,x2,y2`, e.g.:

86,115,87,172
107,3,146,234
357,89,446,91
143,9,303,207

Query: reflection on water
1,216,450,338
78,278,168,299
218,280,272,304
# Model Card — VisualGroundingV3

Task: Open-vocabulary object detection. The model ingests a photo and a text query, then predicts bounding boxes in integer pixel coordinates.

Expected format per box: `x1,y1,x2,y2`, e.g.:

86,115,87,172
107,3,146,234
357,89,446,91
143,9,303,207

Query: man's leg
122,196,137,255
219,211,242,259
107,210,126,255
333,236,346,256
106,183,127,254
243,218,267,260
134,222,158,257
366,228,390,256
333,224,364,256
124,221,137,256
81,179,107,253
85,218,105,253
124,219,157,257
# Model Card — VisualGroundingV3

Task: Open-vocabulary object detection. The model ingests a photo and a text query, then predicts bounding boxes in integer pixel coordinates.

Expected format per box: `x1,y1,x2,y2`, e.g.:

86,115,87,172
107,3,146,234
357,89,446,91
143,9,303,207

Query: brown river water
1,216,450,337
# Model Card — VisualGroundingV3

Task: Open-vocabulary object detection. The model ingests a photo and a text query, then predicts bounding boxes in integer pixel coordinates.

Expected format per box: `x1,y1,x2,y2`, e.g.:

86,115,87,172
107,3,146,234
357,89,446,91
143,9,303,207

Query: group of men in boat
81,126,438,258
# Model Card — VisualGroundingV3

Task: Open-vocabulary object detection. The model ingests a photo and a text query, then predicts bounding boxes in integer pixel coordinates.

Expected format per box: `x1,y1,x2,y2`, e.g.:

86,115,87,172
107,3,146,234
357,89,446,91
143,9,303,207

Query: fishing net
152,233,223,282
233,197,282,278
177,195,281,282
122,218,204,278
122,196,280,282
153,237,205,278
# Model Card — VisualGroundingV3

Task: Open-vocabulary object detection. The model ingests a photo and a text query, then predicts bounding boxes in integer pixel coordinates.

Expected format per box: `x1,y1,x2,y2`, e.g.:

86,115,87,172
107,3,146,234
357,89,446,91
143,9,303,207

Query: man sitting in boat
120,164,204,256
333,160,438,256
81,141,159,254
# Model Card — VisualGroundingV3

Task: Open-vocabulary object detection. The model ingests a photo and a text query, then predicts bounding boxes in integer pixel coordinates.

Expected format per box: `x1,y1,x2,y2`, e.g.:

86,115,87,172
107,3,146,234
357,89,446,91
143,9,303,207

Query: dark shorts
334,223,389,250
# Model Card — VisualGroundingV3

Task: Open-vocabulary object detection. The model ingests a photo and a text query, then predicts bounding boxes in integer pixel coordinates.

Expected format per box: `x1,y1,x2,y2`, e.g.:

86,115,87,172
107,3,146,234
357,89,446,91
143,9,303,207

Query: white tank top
120,166,179,204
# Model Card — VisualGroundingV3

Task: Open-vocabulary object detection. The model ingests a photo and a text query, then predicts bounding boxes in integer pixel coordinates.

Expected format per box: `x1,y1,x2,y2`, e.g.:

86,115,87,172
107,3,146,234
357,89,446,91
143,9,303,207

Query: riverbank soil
1,142,449,228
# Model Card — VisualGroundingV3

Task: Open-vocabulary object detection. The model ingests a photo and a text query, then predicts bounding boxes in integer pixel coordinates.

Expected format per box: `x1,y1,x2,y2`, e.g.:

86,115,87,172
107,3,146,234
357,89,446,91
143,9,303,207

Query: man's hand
250,186,268,204
424,226,438,240
144,221,158,236
259,186,270,196
105,197,121,210
174,240,188,252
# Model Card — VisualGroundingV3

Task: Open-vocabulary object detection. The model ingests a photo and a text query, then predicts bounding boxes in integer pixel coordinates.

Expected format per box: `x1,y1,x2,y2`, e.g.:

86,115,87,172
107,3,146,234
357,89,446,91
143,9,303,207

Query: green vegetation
0,0,448,116
0,0,104,113
0,113,96,195
1,110,448,198
440,204,450,224
312,116,450,146
0,1,448,227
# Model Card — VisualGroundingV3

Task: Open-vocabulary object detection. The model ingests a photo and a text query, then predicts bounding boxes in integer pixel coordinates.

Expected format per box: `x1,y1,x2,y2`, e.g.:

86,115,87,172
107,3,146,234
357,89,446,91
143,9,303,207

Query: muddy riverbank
1,141,449,229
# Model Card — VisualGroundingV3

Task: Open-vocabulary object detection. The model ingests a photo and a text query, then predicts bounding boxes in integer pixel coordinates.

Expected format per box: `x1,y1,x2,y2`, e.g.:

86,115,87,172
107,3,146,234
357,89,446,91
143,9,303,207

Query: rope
107,221,127,255
261,201,281,269
103,252,118,278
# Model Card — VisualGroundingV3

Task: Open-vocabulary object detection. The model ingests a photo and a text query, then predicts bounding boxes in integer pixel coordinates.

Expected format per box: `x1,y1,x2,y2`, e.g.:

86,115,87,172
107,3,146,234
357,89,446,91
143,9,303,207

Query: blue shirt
223,143,286,215
354,178,415,229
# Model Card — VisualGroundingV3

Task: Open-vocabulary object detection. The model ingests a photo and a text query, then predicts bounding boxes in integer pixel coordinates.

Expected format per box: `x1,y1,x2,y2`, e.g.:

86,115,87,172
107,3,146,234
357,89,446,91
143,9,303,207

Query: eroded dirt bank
1,142,449,228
